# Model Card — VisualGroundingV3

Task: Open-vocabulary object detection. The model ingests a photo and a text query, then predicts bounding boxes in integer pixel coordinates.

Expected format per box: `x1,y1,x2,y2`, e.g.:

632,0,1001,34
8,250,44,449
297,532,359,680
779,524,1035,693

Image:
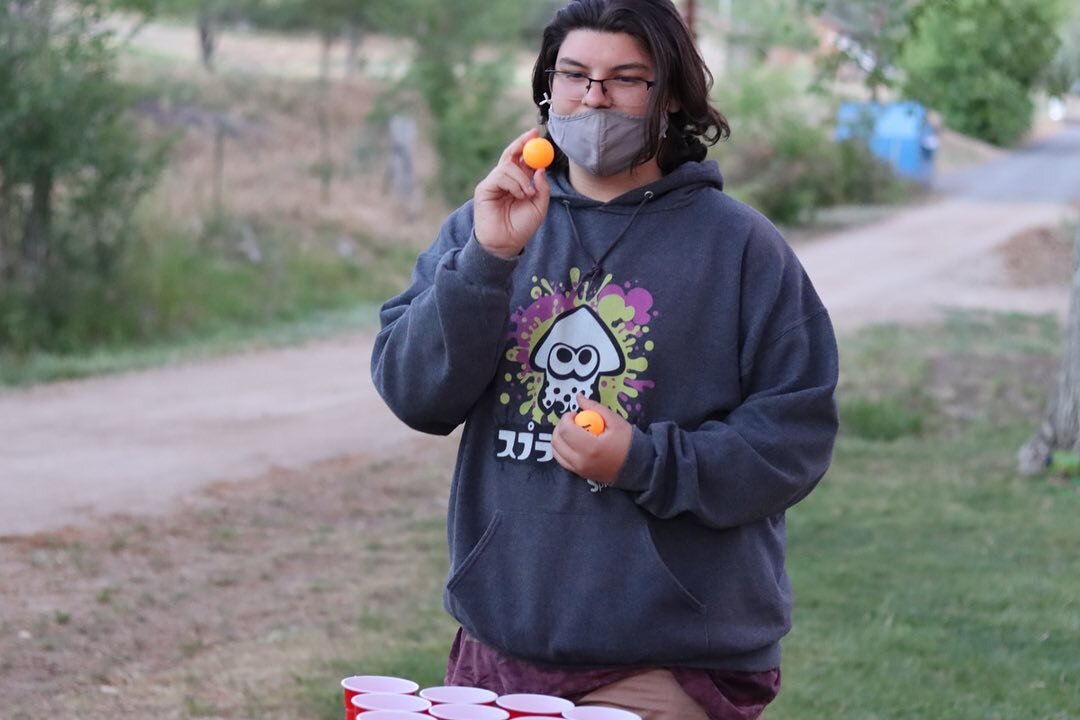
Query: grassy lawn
3,311,1074,720
294,311,1078,720
768,312,1078,719
0,303,382,387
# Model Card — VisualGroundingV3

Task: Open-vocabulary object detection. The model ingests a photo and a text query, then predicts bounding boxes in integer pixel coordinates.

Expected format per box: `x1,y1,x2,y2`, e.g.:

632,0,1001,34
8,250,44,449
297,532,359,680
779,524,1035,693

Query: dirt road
2,129,1077,537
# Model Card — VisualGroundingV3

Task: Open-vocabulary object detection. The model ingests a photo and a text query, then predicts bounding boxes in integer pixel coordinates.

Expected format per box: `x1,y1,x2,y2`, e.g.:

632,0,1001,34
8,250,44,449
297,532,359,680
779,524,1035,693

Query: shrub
901,0,1065,146
714,69,908,225
0,4,166,353
840,396,925,442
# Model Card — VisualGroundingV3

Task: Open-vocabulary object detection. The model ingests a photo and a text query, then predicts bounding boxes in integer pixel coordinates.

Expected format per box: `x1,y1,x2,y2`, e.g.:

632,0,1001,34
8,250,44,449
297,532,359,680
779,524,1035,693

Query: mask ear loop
537,92,552,124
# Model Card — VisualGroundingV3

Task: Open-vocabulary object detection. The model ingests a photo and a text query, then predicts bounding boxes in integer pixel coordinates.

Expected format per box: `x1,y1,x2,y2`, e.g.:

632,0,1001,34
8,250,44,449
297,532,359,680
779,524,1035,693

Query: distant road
934,122,1080,204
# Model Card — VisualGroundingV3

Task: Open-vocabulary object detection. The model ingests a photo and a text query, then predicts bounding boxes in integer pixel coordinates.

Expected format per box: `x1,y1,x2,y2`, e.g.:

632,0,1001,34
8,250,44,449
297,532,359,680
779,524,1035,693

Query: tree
1042,4,1080,99
728,0,819,61
374,0,528,205
0,0,164,351
805,0,918,101
900,0,1065,146
1018,223,1080,476
129,0,224,71
242,0,376,201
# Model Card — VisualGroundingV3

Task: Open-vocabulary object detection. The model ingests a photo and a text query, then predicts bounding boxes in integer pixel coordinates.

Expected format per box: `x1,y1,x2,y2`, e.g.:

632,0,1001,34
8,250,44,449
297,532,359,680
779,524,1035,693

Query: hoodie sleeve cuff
612,426,655,492
457,228,519,286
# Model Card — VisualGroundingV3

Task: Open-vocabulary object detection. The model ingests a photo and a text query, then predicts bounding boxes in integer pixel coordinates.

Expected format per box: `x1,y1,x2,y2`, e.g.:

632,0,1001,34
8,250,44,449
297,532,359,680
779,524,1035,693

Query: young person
370,1,839,717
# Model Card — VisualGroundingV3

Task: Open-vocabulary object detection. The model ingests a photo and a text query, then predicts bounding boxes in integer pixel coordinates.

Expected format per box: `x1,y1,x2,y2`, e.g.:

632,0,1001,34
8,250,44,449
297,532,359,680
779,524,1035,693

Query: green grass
292,311,1078,720
772,429,1078,719
0,209,418,386
293,517,457,720
769,311,1078,719
0,303,383,387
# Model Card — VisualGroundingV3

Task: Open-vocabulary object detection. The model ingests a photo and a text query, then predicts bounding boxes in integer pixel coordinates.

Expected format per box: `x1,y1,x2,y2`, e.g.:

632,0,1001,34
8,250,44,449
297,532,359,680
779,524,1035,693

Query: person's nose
582,79,612,108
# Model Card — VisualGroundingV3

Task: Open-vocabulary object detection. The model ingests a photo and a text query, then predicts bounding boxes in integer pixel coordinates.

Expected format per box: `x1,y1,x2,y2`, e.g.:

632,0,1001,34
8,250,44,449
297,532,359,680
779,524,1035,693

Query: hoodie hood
547,159,725,211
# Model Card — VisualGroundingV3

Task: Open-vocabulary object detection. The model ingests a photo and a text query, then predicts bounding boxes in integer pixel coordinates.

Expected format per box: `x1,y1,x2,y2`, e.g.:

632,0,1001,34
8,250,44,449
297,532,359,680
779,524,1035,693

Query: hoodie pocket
446,510,708,666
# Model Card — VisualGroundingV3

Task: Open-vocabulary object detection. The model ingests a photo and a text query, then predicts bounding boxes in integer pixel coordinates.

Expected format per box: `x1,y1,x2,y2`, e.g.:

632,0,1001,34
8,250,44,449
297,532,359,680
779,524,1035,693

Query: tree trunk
1018,222,1080,474
317,32,334,204
197,7,216,72
344,24,362,79
212,118,225,217
0,174,12,281
319,32,333,82
21,167,53,281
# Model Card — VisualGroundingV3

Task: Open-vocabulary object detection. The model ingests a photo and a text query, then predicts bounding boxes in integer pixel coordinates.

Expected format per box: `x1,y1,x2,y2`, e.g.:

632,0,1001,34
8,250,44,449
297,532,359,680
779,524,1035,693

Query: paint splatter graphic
502,267,656,424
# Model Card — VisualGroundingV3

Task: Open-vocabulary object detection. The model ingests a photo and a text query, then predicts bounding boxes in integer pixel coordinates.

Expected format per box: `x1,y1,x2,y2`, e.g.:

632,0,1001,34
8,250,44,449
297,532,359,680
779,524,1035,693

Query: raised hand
472,128,552,259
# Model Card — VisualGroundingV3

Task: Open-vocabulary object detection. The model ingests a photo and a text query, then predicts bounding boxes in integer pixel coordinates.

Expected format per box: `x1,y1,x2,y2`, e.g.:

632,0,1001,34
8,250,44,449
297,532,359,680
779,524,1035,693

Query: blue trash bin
835,101,938,185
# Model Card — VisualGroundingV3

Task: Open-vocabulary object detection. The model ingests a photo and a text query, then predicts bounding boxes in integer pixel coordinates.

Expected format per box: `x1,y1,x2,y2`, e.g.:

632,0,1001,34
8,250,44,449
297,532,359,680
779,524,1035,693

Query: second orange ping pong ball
574,409,605,436
522,137,555,170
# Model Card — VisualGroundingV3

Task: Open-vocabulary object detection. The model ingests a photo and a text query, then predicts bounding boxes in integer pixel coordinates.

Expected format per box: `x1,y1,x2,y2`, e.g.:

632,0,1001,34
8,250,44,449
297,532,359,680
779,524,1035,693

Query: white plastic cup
420,686,499,705
562,708,643,720
351,692,432,714
495,693,575,717
342,675,420,705
428,702,512,719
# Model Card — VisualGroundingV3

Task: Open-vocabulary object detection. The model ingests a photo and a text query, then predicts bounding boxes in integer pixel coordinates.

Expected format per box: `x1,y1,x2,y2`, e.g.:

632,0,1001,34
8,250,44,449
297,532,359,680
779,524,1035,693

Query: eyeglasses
545,68,655,108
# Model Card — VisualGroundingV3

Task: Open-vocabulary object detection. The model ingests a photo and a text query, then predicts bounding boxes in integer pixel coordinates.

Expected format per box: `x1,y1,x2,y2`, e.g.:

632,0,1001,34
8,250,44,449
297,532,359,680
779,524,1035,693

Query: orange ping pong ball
522,137,555,170
574,409,606,436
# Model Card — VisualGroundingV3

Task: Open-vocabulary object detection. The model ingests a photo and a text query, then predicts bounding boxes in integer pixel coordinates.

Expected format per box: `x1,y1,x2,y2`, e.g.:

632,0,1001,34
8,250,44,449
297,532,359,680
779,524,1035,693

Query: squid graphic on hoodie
530,305,625,416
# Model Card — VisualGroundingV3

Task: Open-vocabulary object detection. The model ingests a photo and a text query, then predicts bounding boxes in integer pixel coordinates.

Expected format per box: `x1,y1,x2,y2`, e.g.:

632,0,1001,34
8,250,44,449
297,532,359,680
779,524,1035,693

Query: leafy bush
123,211,403,345
0,5,167,353
371,0,529,206
0,205,410,359
840,396,925,442
901,0,1065,146
714,69,908,225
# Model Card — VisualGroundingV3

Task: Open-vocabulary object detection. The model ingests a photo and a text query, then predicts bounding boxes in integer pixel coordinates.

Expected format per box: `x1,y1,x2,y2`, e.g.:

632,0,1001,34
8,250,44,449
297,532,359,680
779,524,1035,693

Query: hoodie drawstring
564,190,653,300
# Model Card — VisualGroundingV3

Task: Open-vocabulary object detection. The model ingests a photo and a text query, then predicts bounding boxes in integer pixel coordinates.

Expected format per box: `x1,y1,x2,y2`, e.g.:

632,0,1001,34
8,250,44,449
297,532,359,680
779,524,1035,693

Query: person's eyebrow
557,57,652,73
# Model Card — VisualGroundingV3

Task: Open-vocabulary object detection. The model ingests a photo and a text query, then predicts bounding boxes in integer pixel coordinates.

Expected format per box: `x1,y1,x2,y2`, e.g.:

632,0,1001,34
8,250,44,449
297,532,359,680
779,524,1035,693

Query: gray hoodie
371,160,839,671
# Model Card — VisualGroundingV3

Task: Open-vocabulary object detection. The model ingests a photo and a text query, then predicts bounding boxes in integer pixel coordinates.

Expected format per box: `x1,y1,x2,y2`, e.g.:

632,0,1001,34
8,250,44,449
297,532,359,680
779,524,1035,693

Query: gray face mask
547,108,666,177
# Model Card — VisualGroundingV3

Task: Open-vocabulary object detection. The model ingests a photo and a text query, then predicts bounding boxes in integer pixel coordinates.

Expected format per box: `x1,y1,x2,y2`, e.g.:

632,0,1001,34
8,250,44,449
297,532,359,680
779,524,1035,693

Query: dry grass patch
0,436,459,720
124,54,447,255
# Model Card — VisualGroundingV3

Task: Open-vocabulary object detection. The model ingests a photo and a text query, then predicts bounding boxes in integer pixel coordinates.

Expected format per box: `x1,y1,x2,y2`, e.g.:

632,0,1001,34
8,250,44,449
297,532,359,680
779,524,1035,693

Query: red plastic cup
427,703,512,719
420,686,499,705
351,693,433,714
562,708,642,720
342,676,420,719
355,712,430,719
495,694,575,717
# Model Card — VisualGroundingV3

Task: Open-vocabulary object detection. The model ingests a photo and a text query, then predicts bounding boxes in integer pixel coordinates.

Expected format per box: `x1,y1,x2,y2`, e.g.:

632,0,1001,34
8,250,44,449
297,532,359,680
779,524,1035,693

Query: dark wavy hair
531,0,730,174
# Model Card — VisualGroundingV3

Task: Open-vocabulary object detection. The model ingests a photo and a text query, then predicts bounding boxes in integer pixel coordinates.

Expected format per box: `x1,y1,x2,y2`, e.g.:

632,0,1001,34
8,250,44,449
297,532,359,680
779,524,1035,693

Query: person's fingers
555,411,592,456
577,394,607,412
550,443,573,472
576,395,620,429
531,167,550,204
500,128,541,165
478,163,538,201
